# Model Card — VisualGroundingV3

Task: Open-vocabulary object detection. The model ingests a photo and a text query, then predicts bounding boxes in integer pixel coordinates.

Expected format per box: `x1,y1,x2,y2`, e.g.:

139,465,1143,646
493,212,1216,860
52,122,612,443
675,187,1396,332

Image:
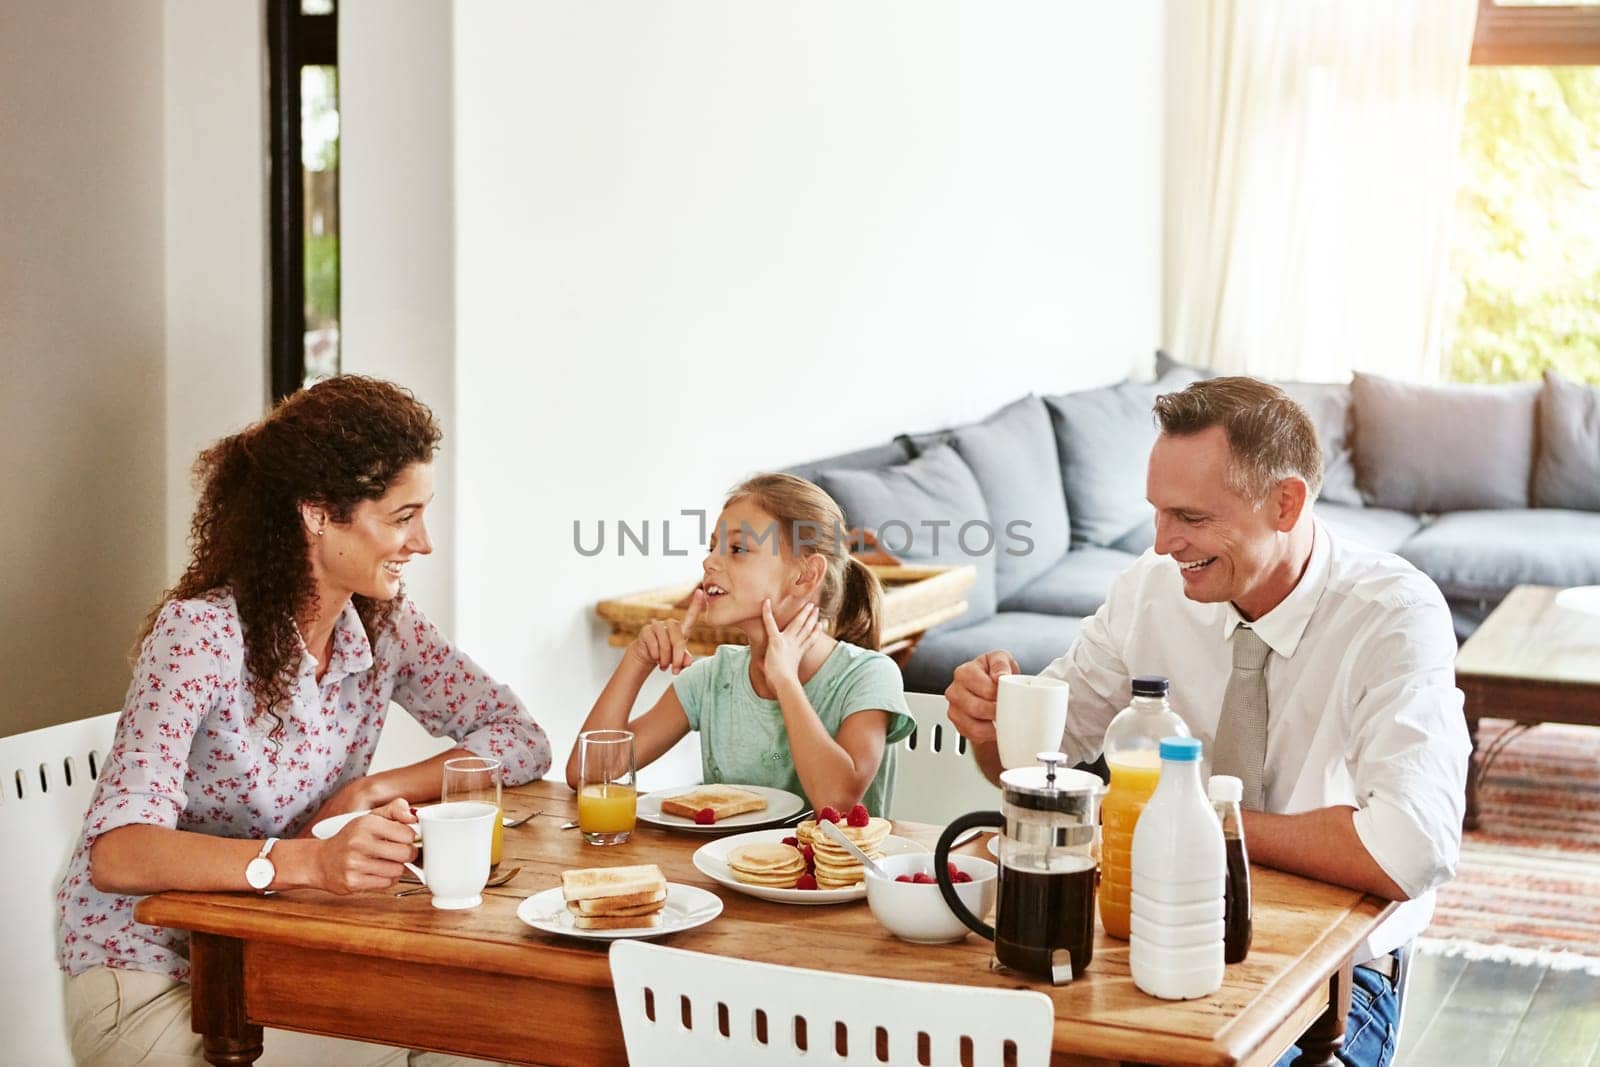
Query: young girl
567,474,914,816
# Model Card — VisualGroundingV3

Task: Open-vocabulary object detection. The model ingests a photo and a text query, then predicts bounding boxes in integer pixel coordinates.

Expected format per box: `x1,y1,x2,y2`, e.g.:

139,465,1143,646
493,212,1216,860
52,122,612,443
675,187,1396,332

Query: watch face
246,856,275,891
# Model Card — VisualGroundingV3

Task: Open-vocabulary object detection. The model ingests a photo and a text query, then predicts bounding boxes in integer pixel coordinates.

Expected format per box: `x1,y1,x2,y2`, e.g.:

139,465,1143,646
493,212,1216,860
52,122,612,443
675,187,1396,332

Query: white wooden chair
0,712,120,1066
609,940,1056,1067
890,692,999,824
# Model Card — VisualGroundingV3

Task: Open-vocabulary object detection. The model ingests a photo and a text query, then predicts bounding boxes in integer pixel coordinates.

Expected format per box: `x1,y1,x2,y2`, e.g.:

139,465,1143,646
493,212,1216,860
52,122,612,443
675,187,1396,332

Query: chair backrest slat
610,940,1055,1066
891,692,999,825
0,712,120,1066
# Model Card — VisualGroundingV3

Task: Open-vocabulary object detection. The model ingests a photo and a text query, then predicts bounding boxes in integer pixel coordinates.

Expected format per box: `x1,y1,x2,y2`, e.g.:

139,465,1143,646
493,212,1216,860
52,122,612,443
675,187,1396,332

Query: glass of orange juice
442,756,504,867
577,729,636,846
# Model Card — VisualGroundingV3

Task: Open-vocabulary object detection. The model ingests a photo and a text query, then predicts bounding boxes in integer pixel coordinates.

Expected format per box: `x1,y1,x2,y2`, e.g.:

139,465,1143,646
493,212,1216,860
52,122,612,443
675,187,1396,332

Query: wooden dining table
135,780,1394,1067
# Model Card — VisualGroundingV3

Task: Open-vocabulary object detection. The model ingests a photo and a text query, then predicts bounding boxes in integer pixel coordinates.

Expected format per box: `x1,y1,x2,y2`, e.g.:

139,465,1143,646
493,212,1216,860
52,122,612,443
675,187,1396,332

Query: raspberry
781,836,799,847
947,861,960,878
795,874,818,891
694,807,716,825
818,806,842,824
953,872,973,884
895,874,914,883
911,872,937,885
800,844,815,868
846,804,869,828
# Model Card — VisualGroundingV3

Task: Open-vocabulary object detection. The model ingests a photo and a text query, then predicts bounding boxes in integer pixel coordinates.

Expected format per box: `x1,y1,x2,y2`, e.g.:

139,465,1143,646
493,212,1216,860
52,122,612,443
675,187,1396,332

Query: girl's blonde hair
726,473,883,651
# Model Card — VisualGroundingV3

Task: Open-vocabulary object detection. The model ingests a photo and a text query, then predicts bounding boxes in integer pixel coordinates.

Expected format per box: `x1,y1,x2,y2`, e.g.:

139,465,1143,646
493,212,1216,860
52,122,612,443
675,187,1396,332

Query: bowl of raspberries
866,852,997,944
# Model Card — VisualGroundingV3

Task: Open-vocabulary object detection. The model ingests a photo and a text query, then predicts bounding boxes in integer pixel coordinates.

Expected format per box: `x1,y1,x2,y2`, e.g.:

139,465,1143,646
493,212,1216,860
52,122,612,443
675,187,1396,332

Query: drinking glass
576,729,637,845
442,756,503,866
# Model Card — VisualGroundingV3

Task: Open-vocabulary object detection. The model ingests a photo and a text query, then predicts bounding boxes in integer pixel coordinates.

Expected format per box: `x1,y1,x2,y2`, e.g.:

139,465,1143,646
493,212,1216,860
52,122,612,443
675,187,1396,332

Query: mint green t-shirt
671,641,915,817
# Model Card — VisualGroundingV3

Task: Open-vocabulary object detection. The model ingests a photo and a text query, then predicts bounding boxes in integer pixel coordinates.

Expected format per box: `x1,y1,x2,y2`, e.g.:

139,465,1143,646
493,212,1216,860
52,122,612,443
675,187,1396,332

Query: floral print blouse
55,589,550,981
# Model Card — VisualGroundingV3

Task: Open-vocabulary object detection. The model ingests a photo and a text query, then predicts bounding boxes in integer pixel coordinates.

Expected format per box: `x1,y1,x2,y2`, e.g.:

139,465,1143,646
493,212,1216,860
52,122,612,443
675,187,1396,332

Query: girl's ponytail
832,556,883,651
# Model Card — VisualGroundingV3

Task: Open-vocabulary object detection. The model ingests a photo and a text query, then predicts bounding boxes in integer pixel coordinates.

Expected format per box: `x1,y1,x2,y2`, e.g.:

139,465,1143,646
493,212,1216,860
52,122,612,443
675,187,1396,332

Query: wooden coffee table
1456,585,1600,829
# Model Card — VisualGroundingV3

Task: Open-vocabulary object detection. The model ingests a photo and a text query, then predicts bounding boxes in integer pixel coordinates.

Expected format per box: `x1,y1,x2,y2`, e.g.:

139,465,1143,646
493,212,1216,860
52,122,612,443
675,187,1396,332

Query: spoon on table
819,820,888,880
502,809,541,829
396,865,522,898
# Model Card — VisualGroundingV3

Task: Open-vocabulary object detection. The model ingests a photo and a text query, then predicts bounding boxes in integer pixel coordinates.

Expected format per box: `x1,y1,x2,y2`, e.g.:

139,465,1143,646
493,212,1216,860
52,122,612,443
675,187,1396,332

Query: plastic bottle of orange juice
1099,676,1189,940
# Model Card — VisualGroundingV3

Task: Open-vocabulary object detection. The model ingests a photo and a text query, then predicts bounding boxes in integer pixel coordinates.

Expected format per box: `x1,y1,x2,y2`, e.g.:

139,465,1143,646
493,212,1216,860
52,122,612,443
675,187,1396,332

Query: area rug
1417,719,1600,974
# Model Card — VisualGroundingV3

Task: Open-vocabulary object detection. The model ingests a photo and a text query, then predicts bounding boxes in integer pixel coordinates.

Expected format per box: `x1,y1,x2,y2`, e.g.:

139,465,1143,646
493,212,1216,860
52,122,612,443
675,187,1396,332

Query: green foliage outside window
1446,67,1600,385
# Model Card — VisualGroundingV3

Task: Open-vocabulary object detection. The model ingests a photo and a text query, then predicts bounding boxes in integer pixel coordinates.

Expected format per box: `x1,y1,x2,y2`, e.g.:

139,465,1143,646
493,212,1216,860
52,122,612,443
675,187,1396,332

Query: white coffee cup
402,800,496,909
995,674,1070,769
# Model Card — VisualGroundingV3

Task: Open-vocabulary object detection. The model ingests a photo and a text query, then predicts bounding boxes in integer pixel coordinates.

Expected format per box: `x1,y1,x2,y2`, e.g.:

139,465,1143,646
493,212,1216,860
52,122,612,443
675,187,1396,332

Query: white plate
693,828,927,904
309,808,424,841
637,784,806,833
516,883,723,941
1555,585,1600,617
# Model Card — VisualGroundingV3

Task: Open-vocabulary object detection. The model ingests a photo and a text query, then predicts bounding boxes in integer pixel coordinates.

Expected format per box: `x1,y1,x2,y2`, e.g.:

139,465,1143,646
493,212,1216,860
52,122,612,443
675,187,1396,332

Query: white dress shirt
1042,518,1469,960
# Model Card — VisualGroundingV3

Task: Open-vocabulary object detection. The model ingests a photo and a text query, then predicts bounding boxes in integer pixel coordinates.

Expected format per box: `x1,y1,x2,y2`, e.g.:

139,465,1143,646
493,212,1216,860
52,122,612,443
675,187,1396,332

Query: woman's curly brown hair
136,376,442,741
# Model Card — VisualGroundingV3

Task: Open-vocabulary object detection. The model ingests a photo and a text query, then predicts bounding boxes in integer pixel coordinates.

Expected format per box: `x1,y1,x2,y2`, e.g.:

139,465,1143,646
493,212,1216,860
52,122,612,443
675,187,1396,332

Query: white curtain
1163,0,1478,382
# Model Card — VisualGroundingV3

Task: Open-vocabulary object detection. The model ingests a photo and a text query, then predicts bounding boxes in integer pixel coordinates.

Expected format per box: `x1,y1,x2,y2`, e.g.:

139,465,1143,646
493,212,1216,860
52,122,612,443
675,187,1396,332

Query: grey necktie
1213,626,1271,810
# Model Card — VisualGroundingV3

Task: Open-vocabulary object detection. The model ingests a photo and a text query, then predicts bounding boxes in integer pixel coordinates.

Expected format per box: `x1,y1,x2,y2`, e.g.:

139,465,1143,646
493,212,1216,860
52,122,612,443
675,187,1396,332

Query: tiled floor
1395,953,1600,1065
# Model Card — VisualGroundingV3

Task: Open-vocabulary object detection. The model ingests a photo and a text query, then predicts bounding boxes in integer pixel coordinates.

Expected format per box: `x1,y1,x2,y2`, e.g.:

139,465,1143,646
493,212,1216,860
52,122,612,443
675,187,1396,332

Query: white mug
403,800,497,909
995,674,1070,770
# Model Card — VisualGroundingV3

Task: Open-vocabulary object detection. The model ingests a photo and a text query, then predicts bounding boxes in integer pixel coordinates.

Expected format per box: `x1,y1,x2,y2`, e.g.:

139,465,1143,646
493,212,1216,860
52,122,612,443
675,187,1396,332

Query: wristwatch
245,837,280,892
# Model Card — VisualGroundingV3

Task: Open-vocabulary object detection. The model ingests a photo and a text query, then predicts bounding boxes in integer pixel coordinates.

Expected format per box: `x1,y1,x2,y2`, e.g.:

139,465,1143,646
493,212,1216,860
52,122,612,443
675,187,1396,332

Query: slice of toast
568,887,668,915
561,864,666,903
573,911,664,931
658,784,768,821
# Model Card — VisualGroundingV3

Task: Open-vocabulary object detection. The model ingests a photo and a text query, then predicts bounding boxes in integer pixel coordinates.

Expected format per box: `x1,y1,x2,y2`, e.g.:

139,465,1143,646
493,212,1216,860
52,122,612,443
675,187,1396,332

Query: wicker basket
594,564,976,658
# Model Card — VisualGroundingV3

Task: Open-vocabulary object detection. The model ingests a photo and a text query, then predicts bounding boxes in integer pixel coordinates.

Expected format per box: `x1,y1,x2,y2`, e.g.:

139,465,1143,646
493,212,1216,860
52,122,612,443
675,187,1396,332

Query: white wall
1,1,169,734
453,1,1166,783
340,0,458,632
163,0,270,580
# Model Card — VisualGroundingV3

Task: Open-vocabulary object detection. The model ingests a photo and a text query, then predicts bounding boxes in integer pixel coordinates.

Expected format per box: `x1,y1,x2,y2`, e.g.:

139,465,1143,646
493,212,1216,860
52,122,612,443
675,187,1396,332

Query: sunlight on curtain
1163,0,1478,382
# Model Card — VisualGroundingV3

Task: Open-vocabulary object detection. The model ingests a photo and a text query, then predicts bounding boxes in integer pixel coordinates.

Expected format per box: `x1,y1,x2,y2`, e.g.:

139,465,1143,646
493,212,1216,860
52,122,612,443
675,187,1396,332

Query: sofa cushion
1315,503,1425,555
1045,366,1202,549
816,444,997,624
901,612,1085,694
1157,352,1362,508
943,395,1071,602
1534,370,1600,511
1398,509,1600,602
999,546,1137,617
1352,373,1538,512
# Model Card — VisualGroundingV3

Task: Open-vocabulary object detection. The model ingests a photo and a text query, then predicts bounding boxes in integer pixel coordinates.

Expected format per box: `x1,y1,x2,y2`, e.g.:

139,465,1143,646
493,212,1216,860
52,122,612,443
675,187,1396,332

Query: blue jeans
1273,959,1400,1067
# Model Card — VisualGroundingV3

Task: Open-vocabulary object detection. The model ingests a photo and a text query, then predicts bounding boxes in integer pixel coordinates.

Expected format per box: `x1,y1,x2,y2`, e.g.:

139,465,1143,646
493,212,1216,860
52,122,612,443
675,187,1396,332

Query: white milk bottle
1129,736,1225,1000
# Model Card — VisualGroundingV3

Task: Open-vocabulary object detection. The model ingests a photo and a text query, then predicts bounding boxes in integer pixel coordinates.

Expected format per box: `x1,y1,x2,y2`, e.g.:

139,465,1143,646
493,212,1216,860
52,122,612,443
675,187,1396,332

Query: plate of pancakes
692,821,927,904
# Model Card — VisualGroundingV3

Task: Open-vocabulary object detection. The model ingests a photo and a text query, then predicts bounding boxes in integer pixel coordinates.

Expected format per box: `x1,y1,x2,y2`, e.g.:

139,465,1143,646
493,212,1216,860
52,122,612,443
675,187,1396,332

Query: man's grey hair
1152,376,1323,502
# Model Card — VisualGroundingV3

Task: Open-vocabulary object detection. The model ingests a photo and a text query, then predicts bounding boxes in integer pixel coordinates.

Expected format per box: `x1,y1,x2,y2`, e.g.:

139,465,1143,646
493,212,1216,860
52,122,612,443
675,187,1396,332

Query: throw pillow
1533,370,1600,511
816,444,997,625
942,395,1070,603
1044,365,1202,548
1351,372,1537,513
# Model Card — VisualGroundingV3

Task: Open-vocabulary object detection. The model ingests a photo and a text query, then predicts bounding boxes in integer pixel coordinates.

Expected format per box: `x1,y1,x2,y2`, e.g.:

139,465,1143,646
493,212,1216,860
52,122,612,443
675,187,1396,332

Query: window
1445,1,1600,384
267,0,340,402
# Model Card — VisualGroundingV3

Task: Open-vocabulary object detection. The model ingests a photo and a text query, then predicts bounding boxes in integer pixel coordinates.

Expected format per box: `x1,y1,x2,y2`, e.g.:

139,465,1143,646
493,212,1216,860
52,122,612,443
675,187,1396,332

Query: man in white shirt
946,376,1468,1067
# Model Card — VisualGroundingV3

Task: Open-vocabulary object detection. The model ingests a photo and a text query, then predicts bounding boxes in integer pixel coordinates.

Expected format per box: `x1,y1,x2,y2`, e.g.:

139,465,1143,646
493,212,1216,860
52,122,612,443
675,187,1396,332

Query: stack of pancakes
797,817,892,889
561,864,668,929
725,841,808,888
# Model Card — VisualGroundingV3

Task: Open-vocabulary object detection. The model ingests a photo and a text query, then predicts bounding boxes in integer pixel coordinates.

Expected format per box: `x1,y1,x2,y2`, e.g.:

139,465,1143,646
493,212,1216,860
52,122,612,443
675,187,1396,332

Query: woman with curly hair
56,376,548,1066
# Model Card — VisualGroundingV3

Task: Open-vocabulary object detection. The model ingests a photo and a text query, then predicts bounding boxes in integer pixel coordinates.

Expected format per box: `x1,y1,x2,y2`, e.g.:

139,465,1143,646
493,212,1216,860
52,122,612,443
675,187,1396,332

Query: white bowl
865,853,998,944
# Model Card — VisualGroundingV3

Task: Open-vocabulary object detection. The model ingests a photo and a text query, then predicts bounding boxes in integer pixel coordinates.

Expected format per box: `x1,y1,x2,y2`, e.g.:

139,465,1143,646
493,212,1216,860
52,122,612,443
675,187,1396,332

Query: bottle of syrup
1209,774,1253,964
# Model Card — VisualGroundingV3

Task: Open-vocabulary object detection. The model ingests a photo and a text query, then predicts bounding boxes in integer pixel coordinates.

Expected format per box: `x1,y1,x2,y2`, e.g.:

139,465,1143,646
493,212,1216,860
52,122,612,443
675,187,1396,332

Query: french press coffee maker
936,752,1104,985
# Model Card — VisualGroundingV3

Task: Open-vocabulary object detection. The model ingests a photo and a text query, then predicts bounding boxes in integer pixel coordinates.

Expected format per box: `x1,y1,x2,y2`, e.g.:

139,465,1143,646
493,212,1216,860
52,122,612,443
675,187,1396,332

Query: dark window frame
1472,0,1600,65
267,1,338,403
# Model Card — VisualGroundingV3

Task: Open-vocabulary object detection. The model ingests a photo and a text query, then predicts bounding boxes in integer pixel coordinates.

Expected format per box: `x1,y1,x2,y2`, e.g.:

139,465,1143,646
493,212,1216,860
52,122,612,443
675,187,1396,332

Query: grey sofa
788,355,1600,694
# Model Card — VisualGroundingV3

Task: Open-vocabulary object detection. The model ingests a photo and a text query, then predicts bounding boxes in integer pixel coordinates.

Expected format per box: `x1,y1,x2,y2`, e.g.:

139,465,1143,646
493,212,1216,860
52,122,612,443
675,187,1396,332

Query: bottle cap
1158,736,1202,762
1131,675,1169,697
1208,774,1243,803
